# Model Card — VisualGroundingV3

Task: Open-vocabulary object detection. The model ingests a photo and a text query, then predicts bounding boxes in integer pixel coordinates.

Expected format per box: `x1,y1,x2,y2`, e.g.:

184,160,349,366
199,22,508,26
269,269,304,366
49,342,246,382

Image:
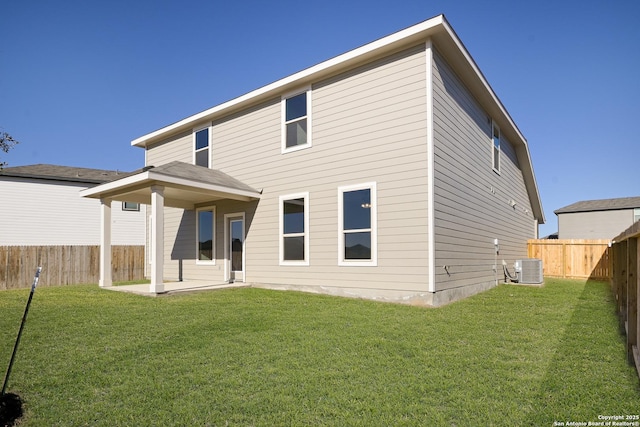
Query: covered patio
80,161,261,294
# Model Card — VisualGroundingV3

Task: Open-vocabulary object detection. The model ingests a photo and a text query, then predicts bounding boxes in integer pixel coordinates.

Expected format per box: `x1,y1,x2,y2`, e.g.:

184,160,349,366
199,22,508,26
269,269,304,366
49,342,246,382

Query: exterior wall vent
514,259,543,284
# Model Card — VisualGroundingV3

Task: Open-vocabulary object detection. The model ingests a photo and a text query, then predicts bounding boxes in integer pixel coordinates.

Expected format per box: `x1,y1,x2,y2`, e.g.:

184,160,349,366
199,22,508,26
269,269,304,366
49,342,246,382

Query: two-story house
82,15,544,305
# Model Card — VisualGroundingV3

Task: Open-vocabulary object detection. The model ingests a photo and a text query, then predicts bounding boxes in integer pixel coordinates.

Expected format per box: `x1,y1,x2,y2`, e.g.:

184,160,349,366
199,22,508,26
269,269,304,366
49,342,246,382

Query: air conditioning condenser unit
514,258,543,284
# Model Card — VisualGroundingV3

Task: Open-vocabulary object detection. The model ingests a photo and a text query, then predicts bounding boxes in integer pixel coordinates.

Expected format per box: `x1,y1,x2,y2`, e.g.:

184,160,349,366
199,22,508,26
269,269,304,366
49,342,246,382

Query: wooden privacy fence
610,223,640,380
0,245,145,290
527,239,611,280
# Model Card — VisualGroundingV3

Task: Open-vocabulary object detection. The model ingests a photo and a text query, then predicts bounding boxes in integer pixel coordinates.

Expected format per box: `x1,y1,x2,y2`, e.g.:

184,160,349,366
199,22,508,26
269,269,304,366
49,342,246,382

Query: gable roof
128,14,544,224
131,15,519,149
554,197,640,215
80,161,261,209
147,161,260,195
0,164,128,184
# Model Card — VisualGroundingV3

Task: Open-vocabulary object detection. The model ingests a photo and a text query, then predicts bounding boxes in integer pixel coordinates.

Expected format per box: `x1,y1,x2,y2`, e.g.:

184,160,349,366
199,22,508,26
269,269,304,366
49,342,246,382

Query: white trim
338,182,377,267
122,201,140,211
281,88,312,154
224,212,246,283
79,170,261,201
196,206,216,265
99,198,112,288
425,40,436,293
279,192,310,266
193,125,211,168
147,215,153,266
149,185,164,293
80,171,152,197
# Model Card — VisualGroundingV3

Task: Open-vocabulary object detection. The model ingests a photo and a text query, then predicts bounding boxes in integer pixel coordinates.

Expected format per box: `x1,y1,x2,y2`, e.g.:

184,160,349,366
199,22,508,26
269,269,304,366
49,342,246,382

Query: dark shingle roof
0,164,134,184
146,161,260,194
554,197,640,214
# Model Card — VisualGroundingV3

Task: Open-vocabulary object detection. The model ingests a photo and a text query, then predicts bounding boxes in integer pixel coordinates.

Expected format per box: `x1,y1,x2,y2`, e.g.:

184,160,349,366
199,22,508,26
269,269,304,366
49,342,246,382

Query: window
194,127,210,167
634,208,640,223
279,193,309,265
492,121,500,172
282,90,311,153
197,207,215,263
338,183,377,266
122,202,140,211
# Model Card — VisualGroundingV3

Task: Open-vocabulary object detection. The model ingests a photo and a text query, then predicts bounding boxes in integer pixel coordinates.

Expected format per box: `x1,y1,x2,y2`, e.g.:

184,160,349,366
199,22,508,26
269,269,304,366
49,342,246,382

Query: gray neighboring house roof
0,164,132,184
554,197,640,214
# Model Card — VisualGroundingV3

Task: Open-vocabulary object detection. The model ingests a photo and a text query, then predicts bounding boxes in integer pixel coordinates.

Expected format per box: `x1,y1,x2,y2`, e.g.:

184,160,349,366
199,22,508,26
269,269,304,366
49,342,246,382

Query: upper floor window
282,90,312,153
338,182,377,266
194,127,210,168
492,121,500,173
634,208,640,223
279,193,309,265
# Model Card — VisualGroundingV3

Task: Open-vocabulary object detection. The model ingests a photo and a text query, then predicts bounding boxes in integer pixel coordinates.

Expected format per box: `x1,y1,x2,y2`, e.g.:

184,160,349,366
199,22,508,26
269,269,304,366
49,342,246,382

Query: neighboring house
82,15,544,305
0,164,146,246
555,197,640,240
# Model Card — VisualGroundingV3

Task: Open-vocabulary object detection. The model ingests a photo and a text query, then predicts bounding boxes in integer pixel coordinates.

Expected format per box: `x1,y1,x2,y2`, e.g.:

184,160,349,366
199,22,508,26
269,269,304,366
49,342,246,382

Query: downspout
425,39,436,293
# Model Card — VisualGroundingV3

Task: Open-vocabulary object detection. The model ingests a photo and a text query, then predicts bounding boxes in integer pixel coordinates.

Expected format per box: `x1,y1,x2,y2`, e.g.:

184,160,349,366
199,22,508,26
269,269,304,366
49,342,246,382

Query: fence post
628,237,638,365
618,241,628,326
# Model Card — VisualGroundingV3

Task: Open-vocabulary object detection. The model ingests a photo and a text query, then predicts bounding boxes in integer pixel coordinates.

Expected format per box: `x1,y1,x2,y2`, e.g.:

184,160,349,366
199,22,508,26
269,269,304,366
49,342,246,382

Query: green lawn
1,278,638,426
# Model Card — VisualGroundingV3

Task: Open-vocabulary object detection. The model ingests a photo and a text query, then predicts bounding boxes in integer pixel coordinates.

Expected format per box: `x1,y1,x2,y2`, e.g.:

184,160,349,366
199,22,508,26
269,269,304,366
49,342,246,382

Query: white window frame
281,88,312,154
634,208,640,223
338,182,377,267
279,192,310,266
122,201,140,211
492,120,501,174
193,125,211,168
196,206,216,265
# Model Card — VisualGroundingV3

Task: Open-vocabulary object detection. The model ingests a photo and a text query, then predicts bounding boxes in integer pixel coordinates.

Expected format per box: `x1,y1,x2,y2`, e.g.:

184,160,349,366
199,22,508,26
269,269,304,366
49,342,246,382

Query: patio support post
150,185,165,294
99,198,112,288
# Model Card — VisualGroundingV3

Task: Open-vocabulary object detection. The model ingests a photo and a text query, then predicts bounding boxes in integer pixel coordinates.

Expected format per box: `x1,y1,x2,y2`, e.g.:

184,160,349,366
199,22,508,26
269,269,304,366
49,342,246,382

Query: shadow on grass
530,280,640,424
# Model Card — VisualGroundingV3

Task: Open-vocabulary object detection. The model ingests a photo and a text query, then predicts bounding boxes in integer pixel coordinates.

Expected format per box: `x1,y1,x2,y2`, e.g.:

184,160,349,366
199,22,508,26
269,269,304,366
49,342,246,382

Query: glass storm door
229,218,244,282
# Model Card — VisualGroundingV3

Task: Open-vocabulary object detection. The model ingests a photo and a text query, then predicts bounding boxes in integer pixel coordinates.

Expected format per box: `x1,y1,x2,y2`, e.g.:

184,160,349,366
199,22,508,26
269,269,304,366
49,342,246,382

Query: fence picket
0,245,144,290
527,239,611,280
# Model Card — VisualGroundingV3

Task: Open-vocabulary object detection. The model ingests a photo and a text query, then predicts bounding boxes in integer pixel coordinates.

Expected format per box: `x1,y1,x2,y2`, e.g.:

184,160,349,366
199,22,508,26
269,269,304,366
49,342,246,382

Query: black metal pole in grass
0,267,42,426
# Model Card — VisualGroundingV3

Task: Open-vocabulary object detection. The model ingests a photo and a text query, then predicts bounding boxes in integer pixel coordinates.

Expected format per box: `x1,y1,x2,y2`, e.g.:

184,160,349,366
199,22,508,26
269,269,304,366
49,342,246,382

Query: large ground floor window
338,182,377,266
279,192,309,266
197,207,215,263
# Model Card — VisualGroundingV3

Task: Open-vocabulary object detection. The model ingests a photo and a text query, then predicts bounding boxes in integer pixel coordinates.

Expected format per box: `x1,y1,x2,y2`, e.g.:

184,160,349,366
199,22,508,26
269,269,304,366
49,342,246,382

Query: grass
0,279,638,426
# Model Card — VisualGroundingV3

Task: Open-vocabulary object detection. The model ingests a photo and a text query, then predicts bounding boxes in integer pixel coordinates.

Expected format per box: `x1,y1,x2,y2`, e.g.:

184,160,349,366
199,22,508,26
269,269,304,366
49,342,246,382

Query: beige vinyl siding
432,48,534,291
558,210,634,239
230,45,429,292
145,45,430,292
0,177,146,246
147,130,193,166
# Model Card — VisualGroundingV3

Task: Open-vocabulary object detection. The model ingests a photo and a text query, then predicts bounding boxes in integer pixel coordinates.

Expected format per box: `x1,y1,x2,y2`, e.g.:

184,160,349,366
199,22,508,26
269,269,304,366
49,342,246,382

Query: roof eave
131,15,447,148
435,17,544,223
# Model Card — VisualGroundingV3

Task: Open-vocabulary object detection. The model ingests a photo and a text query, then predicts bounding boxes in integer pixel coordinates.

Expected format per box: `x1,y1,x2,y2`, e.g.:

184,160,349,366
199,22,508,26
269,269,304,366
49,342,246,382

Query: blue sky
1,0,638,238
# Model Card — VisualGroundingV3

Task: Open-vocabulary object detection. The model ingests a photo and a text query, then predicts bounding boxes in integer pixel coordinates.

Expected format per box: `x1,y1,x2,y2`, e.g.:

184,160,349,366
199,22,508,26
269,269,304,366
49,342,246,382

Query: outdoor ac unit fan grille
518,258,543,284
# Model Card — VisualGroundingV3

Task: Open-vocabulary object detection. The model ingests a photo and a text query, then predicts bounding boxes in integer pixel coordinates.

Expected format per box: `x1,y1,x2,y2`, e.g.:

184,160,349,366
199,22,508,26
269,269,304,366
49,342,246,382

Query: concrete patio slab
104,281,249,296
